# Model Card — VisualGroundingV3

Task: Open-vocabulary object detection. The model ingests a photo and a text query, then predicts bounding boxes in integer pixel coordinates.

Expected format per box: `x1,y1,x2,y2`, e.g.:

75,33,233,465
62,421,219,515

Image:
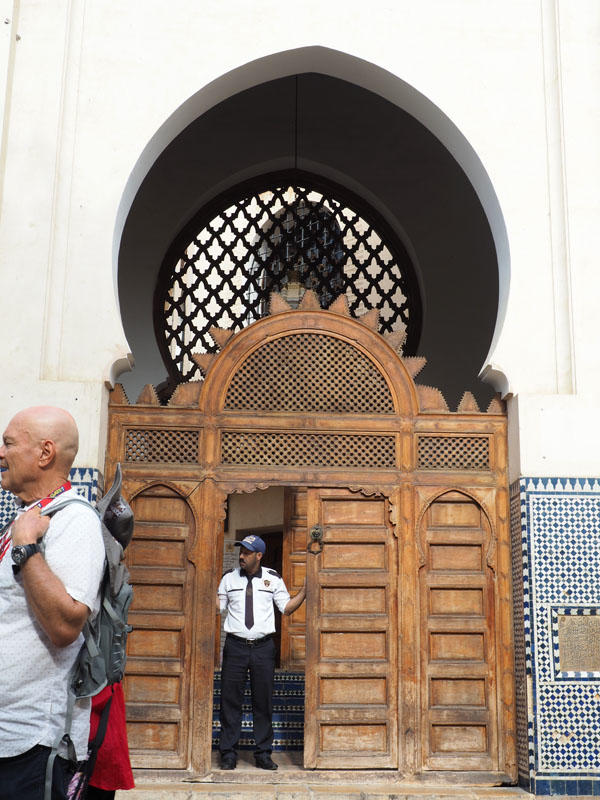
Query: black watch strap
23,543,40,560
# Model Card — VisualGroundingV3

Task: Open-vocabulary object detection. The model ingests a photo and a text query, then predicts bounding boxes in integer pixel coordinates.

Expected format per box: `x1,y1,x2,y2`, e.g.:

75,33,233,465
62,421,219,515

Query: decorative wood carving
168,381,202,407
135,384,160,406
269,291,292,315
457,391,481,413
348,484,396,498
298,289,321,311
416,384,450,412
383,329,407,352
109,383,130,405
219,480,272,496
357,307,379,330
208,325,234,350
401,356,427,378
327,294,351,317
192,352,216,374
487,395,506,414
125,478,200,501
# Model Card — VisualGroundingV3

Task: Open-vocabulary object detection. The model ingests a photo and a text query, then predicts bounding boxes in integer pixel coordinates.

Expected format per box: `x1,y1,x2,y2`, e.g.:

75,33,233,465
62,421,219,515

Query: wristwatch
11,542,41,567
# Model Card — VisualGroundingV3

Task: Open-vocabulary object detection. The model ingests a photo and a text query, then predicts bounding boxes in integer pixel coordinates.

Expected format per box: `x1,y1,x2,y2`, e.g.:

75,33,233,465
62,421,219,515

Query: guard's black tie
245,575,254,629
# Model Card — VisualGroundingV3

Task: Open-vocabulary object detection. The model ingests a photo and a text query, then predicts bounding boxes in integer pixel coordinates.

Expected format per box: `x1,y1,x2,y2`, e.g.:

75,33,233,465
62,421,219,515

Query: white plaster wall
0,0,598,475
228,488,285,540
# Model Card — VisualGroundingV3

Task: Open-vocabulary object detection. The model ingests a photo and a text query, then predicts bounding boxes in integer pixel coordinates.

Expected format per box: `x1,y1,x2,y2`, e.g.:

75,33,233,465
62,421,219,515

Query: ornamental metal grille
417,435,490,471
221,431,396,468
156,173,420,384
225,333,394,413
125,429,200,463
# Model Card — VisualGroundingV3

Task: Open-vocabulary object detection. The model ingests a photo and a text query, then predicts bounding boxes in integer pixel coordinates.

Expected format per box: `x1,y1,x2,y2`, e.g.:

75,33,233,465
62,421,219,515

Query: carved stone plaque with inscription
558,614,600,672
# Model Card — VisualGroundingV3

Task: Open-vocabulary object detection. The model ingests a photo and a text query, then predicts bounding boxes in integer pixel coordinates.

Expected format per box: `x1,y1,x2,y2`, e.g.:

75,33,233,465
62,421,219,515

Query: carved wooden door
419,490,500,772
124,485,196,768
304,488,398,769
280,487,308,669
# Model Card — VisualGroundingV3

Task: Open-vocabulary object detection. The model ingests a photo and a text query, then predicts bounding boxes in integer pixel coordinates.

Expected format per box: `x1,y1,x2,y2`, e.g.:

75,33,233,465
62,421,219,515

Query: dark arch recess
153,169,423,390
119,72,499,409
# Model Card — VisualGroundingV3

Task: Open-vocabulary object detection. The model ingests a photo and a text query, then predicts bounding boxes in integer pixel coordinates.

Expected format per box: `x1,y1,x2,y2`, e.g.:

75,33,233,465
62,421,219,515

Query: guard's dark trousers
219,634,276,757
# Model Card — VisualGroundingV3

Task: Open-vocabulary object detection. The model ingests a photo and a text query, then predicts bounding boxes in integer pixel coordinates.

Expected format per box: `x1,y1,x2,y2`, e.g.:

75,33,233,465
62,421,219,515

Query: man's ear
257,551,263,563
39,438,56,467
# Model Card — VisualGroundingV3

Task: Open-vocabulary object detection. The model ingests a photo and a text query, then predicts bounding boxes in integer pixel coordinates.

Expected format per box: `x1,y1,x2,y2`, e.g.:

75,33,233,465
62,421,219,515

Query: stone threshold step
116,786,532,800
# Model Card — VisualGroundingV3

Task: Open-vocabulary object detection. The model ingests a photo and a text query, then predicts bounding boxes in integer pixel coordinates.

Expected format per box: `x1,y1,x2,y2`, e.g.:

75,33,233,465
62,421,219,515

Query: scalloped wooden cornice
401,357,427,378
457,391,480,413
383,330,406,352
357,308,379,331
298,289,321,311
168,381,202,407
416,384,449,412
135,384,160,405
486,395,505,414
109,383,130,405
208,325,234,350
269,293,292,315
327,294,351,317
146,290,507,420
192,352,217,375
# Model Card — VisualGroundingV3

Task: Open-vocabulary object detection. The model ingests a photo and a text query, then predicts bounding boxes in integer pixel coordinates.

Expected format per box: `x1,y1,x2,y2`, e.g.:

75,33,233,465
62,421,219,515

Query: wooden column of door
303,488,398,768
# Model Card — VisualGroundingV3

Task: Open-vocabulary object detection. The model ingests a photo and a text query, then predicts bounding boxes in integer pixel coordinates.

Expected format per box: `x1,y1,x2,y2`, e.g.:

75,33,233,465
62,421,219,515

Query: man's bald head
0,406,79,501
13,407,79,471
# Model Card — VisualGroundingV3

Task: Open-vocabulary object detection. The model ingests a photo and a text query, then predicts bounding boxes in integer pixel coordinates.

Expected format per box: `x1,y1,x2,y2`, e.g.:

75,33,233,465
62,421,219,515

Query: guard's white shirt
218,566,290,639
0,489,105,759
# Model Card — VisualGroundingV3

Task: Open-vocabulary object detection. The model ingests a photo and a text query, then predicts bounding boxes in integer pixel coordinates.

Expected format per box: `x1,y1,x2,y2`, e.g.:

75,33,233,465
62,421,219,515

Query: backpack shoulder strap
40,495,98,517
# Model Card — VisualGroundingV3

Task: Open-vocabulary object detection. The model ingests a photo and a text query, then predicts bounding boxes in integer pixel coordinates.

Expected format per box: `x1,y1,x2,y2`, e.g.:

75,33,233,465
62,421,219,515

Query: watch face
11,545,27,565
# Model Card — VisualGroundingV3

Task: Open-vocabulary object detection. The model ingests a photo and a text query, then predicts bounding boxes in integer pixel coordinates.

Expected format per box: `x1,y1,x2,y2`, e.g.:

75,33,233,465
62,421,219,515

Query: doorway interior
213,487,305,756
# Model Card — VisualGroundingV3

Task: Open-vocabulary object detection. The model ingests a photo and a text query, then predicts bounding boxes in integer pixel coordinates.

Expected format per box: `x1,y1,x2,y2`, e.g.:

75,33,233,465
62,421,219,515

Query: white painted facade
0,0,598,477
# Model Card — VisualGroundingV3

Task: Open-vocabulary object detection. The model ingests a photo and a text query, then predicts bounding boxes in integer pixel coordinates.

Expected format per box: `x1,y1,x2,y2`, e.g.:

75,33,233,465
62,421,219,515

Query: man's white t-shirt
0,489,105,759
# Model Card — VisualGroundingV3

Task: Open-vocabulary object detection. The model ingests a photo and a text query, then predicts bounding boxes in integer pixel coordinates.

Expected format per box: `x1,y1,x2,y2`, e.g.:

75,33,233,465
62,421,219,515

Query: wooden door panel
304,489,397,769
124,486,195,769
429,588,484,615
280,487,307,669
420,492,498,772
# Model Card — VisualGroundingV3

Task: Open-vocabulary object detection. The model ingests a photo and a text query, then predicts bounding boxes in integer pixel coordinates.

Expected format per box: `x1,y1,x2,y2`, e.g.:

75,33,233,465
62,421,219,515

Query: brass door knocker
307,524,324,555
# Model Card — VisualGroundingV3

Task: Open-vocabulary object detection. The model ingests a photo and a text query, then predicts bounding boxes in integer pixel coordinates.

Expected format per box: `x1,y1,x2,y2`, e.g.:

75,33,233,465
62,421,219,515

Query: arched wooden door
104,294,516,781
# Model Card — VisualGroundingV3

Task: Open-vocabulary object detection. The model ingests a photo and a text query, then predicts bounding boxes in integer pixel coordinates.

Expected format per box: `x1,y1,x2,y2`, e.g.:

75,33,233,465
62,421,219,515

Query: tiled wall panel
513,477,600,796
0,468,102,525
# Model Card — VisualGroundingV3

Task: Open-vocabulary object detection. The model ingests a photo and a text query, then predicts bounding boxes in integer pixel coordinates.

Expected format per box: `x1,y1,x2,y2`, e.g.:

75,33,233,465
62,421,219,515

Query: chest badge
263,579,270,587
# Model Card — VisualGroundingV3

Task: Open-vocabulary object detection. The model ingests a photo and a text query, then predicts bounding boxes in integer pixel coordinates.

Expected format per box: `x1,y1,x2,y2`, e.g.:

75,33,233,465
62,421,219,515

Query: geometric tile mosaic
510,480,530,782
212,670,304,751
515,477,600,794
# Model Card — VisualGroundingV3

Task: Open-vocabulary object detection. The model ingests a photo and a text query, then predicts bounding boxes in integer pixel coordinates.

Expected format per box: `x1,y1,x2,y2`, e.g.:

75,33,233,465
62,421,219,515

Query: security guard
217,534,306,770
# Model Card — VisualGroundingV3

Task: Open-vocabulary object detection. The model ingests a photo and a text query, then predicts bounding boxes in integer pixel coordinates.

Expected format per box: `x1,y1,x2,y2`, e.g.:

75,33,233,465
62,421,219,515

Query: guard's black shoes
220,753,237,770
254,753,278,770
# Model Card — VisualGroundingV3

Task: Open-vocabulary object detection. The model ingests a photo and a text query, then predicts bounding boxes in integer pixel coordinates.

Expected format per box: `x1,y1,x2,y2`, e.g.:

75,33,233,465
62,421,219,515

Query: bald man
0,407,105,800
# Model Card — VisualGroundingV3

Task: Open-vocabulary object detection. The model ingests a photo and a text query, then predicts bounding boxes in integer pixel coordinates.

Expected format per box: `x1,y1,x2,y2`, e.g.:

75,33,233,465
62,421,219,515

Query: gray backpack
42,464,134,799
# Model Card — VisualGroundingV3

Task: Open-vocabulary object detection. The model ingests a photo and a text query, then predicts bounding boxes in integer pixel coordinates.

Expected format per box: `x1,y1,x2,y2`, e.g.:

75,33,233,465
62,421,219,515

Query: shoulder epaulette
222,567,235,577
267,569,281,578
